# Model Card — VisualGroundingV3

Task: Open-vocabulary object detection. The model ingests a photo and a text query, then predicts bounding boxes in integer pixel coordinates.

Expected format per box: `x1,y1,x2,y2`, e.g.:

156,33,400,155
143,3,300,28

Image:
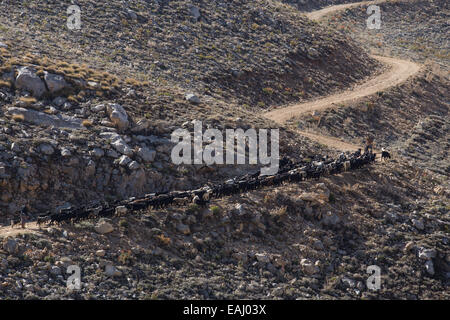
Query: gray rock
39,143,54,155
15,66,47,98
60,148,72,157
126,9,138,21
425,260,435,276
128,161,140,170
300,258,319,275
255,253,270,264
131,119,151,133
185,93,200,104
137,147,156,163
176,223,190,235
107,149,120,158
418,248,437,260
44,72,69,94
105,264,122,277
3,238,18,254
189,6,201,21
111,138,133,156
6,107,83,129
10,142,21,152
52,97,66,107
91,104,105,112
95,221,114,234
118,155,131,166
90,148,104,159
107,104,129,131
50,266,62,275
412,218,424,230
115,206,128,215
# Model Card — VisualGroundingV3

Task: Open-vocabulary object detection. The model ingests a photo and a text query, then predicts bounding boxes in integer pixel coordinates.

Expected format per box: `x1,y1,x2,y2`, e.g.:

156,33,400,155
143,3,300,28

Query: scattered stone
189,6,201,21
128,161,140,170
412,219,424,230
118,155,131,166
91,104,106,112
96,250,106,257
52,96,66,107
137,147,156,163
115,206,128,215
404,241,415,252
185,93,200,104
44,72,69,94
95,221,114,234
107,104,129,131
255,253,270,264
300,258,320,275
418,248,436,260
39,143,54,155
111,138,133,156
425,260,435,276
2,238,18,254
176,223,190,235
105,264,122,277
90,148,104,159
342,277,356,288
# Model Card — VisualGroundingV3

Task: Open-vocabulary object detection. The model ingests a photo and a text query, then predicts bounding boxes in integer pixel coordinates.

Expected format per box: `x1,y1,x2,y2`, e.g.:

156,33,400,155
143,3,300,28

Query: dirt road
265,1,421,151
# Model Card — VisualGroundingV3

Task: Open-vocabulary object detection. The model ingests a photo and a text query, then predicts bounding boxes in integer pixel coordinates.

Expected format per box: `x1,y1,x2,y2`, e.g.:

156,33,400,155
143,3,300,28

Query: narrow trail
265,1,422,151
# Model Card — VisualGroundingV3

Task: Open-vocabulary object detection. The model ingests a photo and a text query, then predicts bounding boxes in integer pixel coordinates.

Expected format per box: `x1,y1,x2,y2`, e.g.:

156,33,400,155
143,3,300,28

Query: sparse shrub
0,79,11,88
210,205,221,215
19,96,37,106
262,87,274,95
12,114,25,122
82,119,94,128
118,249,133,265
186,204,201,215
328,193,336,203
156,234,172,246
270,206,288,217
119,219,128,229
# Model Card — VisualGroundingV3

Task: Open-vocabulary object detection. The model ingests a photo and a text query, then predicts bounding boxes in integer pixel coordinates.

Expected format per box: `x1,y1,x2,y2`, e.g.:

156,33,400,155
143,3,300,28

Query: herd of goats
27,150,377,227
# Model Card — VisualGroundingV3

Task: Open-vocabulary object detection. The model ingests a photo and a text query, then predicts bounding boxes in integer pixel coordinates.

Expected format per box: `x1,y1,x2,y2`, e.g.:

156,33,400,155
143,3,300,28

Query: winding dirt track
265,1,422,151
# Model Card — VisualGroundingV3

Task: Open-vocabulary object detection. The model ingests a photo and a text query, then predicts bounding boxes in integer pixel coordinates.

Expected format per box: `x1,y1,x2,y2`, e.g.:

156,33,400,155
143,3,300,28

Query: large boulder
2,238,18,254
6,107,83,129
111,138,133,156
15,66,47,98
95,221,114,234
44,72,69,94
107,104,129,131
137,147,156,163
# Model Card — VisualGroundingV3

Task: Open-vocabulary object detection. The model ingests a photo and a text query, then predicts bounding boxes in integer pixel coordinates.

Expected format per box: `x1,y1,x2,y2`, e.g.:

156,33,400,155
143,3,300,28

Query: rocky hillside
282,0,365,11
1,158,448,299
0,0,383,215
0,0,448,301
0,0,380,107
323,0,449,68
